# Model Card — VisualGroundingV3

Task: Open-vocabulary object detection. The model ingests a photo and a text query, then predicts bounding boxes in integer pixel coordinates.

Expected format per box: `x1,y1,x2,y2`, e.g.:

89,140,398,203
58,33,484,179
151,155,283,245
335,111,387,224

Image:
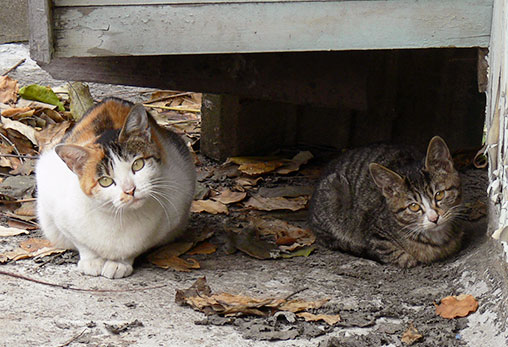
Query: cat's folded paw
101,260,133,279
77,258,105,276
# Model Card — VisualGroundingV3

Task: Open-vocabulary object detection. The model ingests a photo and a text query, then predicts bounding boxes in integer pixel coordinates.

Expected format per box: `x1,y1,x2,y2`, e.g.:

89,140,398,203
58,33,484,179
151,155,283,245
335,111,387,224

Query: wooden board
50,0,493,59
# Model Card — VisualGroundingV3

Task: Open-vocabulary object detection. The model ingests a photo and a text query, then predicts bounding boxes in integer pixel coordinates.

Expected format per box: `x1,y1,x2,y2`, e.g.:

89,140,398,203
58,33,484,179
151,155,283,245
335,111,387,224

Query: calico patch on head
56,98,162,205
369,136,462,244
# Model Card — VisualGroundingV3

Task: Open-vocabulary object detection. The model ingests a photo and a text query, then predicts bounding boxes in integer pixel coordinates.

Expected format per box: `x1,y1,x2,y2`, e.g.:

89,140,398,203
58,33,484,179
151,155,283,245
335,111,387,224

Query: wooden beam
50,0,492,58
28,0,53,64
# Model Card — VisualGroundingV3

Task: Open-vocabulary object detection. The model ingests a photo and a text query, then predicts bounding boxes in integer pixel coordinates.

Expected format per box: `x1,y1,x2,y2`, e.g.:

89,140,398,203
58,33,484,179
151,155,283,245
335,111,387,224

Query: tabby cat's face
369,137,462,244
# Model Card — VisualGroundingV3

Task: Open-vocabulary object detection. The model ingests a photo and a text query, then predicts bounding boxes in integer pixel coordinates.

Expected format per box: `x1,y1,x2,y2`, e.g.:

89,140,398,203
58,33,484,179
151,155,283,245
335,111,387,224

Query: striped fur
36,98,196,278
308,136,466,267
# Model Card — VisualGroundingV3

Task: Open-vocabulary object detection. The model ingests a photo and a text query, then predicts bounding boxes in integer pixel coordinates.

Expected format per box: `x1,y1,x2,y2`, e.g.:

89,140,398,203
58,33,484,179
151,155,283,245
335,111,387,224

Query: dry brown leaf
279,298,329,313
191,199,229,214
9,158,35,176
244,196,308,212
235,176,263,187
211,189,247,205
187,242,217,255
276,151,314,175
435,294,479,319
20,238,52,252
296,312,340,325
1,107,33,118
150,255,200,272
148,242,194,261
35,121,72,152
1,116,37,145
249,217,316,248
238,161,284,175
401,323,423,345
0,76,18,104
0,225,29,237
15,202,36,217
176,278,333,320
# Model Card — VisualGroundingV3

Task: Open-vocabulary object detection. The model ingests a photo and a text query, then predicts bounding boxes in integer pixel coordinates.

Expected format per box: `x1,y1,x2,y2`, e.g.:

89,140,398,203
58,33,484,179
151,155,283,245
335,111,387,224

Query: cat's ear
119,104,150,141
55,144,90,176
369,163,405,197
425,136,454,174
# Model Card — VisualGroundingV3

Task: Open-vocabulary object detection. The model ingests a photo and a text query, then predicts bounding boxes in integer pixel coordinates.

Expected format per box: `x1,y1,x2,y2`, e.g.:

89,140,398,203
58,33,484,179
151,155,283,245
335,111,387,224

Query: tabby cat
36,98,196,278
308,136,465,267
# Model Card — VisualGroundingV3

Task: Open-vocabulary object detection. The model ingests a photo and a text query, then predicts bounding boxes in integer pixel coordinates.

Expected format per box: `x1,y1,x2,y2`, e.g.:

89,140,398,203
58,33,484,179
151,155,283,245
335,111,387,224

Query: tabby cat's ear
119,104,150,141
55,144,90,176
369,163,405,198
424,136,454,174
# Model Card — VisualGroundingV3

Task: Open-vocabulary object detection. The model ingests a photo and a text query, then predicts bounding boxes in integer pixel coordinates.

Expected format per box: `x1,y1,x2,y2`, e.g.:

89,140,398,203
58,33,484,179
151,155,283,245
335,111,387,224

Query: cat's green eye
98,176,114,188
132,158,145,172
435,190,445,202
408,203,421,212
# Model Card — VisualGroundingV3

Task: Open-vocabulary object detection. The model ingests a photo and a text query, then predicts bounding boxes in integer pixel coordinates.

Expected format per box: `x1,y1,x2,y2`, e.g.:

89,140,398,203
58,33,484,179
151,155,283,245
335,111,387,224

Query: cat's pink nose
124,187,136,196
428,210,439,223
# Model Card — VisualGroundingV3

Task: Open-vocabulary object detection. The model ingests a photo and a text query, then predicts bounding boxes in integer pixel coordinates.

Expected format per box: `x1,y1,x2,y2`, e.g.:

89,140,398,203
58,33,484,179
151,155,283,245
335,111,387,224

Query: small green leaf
19,84,65,111
281,245,316,258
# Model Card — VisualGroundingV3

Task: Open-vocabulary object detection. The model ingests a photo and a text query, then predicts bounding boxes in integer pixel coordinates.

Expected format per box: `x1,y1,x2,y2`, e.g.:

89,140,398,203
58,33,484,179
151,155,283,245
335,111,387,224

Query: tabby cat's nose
428,210,439,223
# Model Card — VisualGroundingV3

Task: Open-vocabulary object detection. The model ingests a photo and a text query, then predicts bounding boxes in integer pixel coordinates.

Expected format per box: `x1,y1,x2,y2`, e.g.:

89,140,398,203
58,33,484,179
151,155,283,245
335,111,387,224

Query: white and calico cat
36,98,196,278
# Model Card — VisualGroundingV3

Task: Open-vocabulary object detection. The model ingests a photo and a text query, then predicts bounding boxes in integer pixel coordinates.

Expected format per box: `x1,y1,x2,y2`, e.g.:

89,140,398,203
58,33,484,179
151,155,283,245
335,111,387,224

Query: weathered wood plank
28,0,53,63
487,0,508,235
52,0,492,58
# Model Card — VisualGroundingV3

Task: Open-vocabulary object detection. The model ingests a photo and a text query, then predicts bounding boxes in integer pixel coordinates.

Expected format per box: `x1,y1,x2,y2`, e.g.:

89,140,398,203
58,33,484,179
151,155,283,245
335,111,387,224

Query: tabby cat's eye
434,190,445,202
408,203,421,212
98,176,114,187
132,158,145,172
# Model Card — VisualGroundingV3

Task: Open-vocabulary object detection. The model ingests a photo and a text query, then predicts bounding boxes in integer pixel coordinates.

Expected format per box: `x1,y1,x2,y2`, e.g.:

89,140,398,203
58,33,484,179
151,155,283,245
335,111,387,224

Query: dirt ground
1,43,508,347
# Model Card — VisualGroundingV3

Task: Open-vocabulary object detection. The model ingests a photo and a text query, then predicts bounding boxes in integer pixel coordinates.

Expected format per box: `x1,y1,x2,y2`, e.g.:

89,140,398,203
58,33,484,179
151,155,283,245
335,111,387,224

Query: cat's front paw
77,258,105,276
101,260,133,279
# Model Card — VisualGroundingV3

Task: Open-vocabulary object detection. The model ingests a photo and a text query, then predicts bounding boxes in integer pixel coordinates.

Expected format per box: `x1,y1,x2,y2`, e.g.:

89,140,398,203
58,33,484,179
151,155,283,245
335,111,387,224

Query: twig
1,59,26,76
0,132,23,163
0,198,37,204
284,287,309,301
0,269,168,293
143,92,193,104
143,104,201,113
0,153,39,160
57,328,87,347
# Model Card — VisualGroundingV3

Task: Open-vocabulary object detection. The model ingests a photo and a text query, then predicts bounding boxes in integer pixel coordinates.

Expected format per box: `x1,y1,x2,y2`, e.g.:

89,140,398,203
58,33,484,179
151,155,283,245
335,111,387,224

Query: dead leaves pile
146,228,216,272
176,277,340,326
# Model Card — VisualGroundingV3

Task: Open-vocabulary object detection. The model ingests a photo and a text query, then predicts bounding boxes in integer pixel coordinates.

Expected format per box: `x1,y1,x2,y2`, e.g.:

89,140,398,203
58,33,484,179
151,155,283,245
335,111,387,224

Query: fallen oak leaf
191,199,229,214
296,312,340,326
210,189,247,205
20,238,52,252
235,176,263,187
0,76,18,104
227,228,280,259
278,298,329,313
1,116,37,145
238,161,284,175
401,322,423,345
150,255,200,272
281,245,316,258
187,242,217,255
35,121,72,152
1,107,33,118
244,196,308,212
0,225,29,237
435,294,479,319
276,151,314,175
